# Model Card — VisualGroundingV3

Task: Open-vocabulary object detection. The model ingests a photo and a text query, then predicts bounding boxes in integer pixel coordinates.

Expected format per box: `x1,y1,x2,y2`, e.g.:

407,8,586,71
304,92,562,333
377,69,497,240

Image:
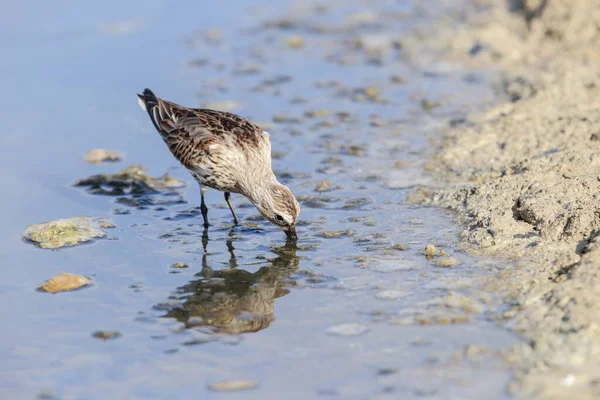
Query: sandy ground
409,0,600,398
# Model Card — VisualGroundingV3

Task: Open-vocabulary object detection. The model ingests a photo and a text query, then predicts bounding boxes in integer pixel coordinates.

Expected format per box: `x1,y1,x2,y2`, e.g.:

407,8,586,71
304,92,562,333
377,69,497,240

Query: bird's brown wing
138,88,264,169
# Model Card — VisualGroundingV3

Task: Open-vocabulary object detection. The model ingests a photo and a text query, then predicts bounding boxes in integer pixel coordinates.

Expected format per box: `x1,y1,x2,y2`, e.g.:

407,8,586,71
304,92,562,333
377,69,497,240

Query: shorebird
137,89,300,239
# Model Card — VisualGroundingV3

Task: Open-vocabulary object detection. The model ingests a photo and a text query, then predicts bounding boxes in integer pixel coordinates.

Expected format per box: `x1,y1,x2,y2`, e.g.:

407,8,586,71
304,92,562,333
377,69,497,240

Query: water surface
0,1,518,399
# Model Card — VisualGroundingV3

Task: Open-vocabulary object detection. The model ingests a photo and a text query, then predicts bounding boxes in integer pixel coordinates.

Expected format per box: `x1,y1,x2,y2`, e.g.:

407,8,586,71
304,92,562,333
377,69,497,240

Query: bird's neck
241,173,278,206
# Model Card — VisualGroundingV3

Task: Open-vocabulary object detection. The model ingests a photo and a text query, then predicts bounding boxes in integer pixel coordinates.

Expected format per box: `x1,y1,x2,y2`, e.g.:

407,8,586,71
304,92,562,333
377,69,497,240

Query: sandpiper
137,89,300,239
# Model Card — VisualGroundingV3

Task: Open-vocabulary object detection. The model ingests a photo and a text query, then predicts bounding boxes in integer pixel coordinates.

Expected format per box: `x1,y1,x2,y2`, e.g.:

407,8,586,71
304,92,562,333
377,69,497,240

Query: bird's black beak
284,225,297,240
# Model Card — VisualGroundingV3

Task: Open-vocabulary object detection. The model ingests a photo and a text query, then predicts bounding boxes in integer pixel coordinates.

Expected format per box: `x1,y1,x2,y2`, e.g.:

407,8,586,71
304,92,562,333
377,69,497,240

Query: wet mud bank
411,1,600,398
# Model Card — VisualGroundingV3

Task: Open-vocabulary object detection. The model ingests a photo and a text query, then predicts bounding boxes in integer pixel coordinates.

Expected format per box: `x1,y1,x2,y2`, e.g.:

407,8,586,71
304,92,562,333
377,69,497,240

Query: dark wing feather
137,88,264,169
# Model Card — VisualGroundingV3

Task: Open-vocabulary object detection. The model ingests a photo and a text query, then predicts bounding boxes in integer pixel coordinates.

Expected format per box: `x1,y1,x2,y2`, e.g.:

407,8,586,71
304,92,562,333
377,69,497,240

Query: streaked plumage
137,88,300,239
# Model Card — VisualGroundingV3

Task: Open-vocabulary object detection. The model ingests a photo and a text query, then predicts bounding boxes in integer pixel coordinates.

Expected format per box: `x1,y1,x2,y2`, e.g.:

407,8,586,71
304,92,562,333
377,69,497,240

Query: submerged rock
75,164,185,193
325,322,369,336
343,197,372,209
82,148,123,164
23,217,111,249
91,330,122,340
314,179,341,193
284,35,304,49
435,256,462,268
424,244,437,259
208,380,258,392
74,165,186,208
318,229,356,239
37,272,92,293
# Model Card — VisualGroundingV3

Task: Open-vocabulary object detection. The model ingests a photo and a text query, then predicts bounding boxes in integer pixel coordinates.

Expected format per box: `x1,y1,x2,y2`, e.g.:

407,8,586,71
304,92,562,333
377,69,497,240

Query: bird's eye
275,214,285,223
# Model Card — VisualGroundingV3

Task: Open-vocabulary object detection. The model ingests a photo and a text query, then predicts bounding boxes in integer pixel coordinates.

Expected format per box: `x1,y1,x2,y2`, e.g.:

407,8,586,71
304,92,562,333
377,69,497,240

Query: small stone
421,99,440,111
464,344,486,358
159,174,186,188
208,380,258,392
91,330,121,340
36,390,58,400
377,368,397,376
272,114,302,124
315,180,331,192
346,145,365,156
202,28,223,43
171,262,189,269
424,244,437,258
325,322,369,336
411,337,432,346
370,116,387,127
343,197,371,209
390,244,409,251
318,229,355,238
82,148,123,164
435,257,461,268
37,273,92,293
95,218,116,229
304,109,331,118
364,87,379,100
390,75,406,84
284,35,304,49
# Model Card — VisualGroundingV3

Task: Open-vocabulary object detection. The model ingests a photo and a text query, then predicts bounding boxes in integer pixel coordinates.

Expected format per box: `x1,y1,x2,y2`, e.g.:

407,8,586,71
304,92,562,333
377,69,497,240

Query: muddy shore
411,0,600,398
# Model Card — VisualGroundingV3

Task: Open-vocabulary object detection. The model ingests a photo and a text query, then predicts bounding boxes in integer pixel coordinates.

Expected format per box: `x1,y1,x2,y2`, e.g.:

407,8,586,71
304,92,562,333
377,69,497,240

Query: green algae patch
23,217,112,249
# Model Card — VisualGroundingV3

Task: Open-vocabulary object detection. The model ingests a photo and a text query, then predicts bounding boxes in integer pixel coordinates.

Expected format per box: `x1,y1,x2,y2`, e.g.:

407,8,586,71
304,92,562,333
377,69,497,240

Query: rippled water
1,1,519,399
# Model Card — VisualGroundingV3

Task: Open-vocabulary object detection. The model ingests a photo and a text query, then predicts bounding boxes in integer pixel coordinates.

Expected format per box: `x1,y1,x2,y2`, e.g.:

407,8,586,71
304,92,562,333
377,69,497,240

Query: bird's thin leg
200,186,209,228
201,226,209,253
224,192,239,225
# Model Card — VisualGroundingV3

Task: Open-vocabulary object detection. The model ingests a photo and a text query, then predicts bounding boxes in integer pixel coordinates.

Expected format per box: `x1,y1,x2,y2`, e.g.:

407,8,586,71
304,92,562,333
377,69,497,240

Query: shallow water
1,1,519,399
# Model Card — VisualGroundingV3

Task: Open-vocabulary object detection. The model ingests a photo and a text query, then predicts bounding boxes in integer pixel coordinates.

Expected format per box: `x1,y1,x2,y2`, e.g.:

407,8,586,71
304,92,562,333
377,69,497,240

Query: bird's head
252,182,300,239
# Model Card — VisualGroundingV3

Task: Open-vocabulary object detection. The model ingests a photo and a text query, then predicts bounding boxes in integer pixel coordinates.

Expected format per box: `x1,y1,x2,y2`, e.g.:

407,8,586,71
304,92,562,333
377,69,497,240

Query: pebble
208,380,258,392
435,256,461,268
424,244,437,258
273,114,302,123
318,229,355,238
91,330,122,340
314,180,331,192
284,35,305,49
343,197,371,209
364,86,379,100
37,273,92,293
82,148,123,164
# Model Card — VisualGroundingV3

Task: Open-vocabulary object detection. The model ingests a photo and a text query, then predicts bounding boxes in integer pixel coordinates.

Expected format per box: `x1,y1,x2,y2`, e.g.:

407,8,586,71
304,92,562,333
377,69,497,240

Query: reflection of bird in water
164,237,299,334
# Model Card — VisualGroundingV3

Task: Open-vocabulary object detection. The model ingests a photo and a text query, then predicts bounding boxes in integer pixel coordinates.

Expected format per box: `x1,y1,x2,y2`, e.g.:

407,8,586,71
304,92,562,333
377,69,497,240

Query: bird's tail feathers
137,88,161,131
